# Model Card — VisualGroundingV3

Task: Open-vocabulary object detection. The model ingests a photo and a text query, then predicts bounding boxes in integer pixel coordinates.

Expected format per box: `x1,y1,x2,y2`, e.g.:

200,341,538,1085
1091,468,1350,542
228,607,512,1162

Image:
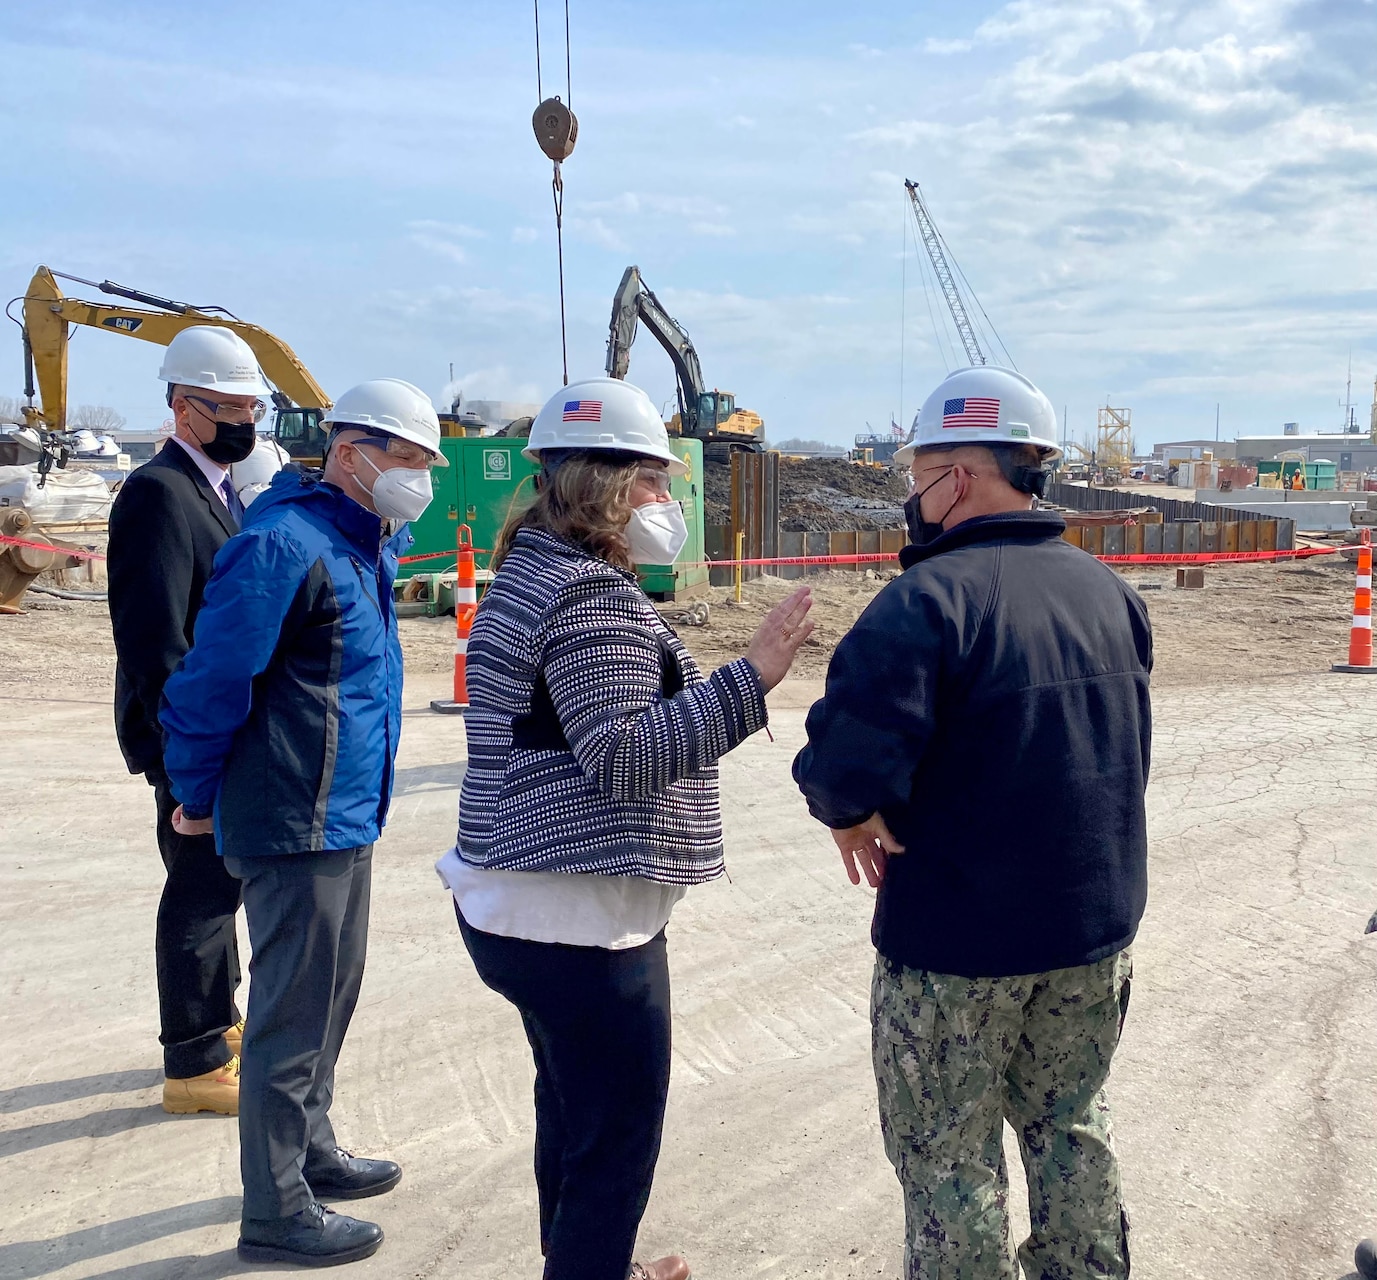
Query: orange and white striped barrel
453,525,477,703
1333,530,1377,674
431,524,478,713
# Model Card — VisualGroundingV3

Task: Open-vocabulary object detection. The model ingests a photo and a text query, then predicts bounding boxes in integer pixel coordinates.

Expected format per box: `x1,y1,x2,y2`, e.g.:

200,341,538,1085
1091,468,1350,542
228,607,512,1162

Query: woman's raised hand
744,586,814,691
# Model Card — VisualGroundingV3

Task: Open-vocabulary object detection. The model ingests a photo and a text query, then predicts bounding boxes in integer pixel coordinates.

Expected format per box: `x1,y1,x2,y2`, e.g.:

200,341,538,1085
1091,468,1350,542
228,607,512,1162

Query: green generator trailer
400,435,709,601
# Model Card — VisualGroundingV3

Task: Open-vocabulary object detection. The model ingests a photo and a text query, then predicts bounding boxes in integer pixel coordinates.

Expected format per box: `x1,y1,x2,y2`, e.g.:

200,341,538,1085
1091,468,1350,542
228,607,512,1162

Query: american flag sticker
562,400,603,422
942,396,1000,429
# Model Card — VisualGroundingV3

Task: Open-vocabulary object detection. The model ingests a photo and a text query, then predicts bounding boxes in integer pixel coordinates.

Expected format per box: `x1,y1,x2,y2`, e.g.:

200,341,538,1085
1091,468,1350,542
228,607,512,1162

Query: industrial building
1152,439,1238,462
1234,432,1377,472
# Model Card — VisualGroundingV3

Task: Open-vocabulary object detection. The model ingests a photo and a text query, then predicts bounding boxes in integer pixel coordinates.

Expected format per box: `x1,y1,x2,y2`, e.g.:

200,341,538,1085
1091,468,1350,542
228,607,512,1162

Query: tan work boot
630,1257,690,1280
162,1055,240,1115
225,1019,245,1057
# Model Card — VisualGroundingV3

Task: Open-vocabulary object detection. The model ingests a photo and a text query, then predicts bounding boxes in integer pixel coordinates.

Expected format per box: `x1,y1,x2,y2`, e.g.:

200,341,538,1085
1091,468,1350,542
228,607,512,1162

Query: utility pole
1062,405,1068,457
1215,402,1220,442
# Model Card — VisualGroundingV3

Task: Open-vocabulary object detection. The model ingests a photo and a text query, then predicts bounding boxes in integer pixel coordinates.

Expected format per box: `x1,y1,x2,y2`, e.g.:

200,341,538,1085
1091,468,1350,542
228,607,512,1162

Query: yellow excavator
14,266,332,464
604,265,763,455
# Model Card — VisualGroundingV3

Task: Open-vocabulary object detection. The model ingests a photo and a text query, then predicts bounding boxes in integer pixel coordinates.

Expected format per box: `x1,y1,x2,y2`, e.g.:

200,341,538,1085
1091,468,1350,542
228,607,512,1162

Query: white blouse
435,847,687,951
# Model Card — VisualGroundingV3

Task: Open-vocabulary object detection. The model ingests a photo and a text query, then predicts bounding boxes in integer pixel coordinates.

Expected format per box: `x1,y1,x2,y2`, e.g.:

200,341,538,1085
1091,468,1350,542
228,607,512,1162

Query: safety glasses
349,436,435,469
636,466,672,495
186,394,267,426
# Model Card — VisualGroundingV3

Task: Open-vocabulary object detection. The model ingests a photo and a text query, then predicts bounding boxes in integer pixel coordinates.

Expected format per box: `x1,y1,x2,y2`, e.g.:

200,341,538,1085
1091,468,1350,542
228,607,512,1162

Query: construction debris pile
704,455,908,531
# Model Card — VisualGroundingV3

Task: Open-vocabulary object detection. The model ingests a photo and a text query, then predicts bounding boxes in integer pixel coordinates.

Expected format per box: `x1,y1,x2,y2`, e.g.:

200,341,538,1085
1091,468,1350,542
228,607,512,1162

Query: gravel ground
0,555,1359,695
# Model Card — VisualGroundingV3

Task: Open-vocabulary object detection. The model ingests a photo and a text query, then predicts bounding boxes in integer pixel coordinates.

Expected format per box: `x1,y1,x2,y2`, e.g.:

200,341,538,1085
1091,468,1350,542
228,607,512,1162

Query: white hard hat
159,326,273,397
524,377,690,477
894,366,1062,467
321,378,449,467
230,436,289,504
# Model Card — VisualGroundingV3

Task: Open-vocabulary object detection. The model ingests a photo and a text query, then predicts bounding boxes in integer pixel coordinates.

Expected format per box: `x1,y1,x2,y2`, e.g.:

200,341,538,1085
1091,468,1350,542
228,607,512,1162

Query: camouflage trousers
871,949,1133,1280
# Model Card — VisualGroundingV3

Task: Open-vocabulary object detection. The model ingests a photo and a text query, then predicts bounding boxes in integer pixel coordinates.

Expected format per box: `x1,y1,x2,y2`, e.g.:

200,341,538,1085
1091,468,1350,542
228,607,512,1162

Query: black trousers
227,846,372,1221
151,775,243,1079
457,905,672,1280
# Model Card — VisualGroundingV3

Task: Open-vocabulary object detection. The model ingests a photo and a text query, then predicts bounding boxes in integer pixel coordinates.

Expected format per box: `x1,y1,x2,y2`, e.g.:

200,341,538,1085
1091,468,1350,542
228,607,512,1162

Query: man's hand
829,813,905,889
171,804,215,837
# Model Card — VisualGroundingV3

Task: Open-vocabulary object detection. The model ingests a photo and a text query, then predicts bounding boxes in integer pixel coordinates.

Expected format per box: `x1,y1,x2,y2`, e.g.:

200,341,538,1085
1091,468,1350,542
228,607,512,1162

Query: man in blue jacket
160,378,447,1268
794,367,1152,1280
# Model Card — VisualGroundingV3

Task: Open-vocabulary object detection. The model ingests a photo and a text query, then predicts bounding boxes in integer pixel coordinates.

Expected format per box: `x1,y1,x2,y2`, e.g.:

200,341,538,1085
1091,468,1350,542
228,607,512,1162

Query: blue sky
3,0,1374,449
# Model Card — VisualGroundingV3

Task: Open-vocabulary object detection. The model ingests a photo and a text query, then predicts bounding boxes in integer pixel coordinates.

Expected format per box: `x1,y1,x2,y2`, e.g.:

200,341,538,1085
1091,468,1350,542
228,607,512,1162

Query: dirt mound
703,455,909,531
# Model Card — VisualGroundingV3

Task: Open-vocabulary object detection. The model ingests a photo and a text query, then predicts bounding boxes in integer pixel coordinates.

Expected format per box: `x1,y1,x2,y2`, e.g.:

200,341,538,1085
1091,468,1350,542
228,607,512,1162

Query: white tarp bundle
0,464,113,523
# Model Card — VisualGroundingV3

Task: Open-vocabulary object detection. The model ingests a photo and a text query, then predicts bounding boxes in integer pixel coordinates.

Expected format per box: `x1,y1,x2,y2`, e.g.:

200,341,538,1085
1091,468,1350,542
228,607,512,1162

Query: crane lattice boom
904,179,986,367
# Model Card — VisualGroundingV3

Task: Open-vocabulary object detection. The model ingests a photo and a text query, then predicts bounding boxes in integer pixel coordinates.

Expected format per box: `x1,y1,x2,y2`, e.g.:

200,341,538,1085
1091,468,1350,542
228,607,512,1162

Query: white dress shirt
166,435,232,510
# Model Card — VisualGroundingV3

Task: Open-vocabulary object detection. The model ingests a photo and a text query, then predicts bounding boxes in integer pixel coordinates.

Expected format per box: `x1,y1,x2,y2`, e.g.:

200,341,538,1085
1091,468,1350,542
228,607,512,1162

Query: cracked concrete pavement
2,668,1377,1280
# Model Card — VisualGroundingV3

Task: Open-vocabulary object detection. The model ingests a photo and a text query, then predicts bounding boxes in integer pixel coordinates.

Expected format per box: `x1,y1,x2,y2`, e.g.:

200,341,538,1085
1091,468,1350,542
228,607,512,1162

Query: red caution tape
0,533,106,561
0,534,1347,574
697,545,1347,569
693,552,898,568
1098,547,1344,564
398,546,491,565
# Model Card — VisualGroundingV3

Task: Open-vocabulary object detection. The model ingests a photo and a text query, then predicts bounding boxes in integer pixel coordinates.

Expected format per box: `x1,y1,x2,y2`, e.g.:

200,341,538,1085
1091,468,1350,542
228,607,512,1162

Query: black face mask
903,467,960,547
200,419,257,465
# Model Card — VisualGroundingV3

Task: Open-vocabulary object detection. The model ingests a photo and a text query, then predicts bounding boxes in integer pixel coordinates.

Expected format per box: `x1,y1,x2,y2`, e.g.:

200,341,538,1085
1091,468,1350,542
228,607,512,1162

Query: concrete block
1176,567,1206,589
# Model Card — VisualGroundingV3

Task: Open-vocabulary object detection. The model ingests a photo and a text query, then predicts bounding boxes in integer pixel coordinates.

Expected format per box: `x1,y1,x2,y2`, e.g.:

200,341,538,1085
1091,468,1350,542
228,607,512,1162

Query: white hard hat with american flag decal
524,376,690,475
894,366,1061,467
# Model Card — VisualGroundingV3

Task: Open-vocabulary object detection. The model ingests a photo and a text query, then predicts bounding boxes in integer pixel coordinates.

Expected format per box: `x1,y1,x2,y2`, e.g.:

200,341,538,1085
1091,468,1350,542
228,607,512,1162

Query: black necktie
219,476,245,527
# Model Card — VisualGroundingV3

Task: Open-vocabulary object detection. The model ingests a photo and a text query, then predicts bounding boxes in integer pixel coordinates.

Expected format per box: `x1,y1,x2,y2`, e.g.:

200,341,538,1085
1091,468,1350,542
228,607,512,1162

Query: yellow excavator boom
19,266,330,431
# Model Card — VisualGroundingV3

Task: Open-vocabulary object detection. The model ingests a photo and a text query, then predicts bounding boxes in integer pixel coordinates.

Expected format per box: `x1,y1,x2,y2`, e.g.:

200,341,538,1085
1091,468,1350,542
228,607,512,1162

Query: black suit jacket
108,441,239,777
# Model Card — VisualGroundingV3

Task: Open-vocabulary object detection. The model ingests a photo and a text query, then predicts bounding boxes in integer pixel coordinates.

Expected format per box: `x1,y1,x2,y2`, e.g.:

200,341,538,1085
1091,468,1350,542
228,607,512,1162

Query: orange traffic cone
1332,531,1377,674
431,525,478,712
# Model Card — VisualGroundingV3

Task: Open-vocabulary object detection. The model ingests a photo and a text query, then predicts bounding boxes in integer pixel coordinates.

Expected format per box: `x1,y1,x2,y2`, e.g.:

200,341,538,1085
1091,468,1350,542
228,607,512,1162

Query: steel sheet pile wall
1047,482,1295,553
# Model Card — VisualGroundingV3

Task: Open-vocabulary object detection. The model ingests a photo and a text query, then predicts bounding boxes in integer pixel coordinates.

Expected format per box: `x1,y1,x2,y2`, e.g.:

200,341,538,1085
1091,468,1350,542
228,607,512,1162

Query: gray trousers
225,846,372,1221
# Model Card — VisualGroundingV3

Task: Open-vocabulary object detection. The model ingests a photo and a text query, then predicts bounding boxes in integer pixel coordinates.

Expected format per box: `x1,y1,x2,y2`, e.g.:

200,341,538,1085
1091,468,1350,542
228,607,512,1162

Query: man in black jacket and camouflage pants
795,367,1152,1280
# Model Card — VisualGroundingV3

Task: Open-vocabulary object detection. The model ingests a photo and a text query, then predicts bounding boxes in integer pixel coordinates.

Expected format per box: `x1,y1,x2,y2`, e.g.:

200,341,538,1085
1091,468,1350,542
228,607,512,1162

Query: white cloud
408,220,486,239
923,37,974,54
408,233,468,265
569,217,628,251
511,227,540,243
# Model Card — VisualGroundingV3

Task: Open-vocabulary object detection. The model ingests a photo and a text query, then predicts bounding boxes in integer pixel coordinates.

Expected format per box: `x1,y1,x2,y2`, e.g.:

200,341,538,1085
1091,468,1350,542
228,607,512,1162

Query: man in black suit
107,325,274,1116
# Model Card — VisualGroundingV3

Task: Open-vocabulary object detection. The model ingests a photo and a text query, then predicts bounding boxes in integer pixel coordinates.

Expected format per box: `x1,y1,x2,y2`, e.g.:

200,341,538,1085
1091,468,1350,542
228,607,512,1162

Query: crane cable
898,191,906,436
533,0,576,385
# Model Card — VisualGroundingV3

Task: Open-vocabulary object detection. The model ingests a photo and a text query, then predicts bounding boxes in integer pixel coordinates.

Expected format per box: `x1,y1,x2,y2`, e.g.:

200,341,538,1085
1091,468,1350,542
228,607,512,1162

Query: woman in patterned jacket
437,377,812,1280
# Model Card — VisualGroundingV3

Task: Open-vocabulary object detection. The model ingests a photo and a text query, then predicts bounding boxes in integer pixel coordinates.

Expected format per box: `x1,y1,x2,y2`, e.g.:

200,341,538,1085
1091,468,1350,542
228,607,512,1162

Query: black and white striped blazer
456,527,767,883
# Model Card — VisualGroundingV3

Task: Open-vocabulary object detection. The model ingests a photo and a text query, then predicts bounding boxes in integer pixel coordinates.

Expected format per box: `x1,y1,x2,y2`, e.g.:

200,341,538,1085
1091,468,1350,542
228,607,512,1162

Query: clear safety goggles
636,466,672,495
186,394,267,426
348,433,436,469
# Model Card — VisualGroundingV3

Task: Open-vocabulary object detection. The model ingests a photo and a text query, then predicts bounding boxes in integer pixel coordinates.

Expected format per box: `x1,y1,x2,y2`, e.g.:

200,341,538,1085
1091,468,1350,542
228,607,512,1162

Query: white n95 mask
355,449,434,523
625,500,688,564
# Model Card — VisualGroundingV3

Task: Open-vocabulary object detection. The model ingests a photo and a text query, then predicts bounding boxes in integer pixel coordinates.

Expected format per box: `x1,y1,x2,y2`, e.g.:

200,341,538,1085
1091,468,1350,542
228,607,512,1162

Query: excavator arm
19,267,330,433
604,265,708,435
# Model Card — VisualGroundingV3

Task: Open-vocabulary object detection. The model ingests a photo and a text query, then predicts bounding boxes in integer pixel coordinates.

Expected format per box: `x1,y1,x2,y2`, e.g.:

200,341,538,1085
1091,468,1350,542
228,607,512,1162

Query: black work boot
238,1201,383,1267
1357,1238,1377,1280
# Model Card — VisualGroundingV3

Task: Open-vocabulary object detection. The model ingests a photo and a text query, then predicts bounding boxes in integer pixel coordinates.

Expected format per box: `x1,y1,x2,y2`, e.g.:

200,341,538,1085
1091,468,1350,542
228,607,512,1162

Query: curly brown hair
492,451,642,572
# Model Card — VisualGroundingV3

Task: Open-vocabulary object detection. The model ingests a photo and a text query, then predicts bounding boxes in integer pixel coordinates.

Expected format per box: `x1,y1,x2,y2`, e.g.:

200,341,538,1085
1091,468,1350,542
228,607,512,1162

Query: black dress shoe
238,1201,382,1266
305,1147,403,1200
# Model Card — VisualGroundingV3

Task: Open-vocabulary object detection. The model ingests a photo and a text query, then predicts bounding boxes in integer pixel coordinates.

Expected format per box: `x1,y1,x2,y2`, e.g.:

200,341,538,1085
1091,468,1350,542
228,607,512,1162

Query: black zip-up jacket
793,510,1152,978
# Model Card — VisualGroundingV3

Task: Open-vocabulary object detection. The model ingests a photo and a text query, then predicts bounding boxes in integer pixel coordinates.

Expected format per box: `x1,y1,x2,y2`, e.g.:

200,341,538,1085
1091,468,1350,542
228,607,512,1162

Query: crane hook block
533,97,578,162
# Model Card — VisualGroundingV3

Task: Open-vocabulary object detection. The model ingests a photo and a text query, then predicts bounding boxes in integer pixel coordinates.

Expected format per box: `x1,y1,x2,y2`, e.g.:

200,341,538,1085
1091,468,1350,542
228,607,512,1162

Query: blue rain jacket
159,471,410,859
